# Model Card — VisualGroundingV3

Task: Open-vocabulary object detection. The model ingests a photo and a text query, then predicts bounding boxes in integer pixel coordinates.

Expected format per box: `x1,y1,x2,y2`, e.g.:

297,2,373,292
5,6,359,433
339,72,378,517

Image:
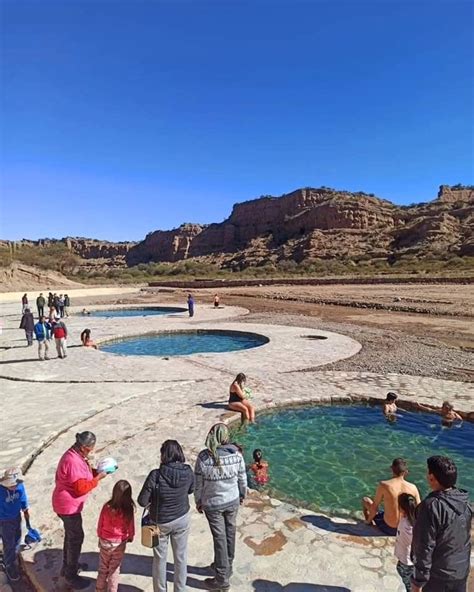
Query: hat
0,467,23,487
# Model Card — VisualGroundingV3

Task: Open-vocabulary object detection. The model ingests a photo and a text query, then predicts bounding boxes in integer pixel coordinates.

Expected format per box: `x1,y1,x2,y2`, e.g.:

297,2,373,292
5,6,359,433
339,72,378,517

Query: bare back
378,477,420,528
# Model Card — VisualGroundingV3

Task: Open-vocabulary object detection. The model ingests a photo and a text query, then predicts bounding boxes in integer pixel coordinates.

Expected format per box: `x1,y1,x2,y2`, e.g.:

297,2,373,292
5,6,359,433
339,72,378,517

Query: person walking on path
96,480,135,592
36,293,45,318
34,316,52,360
52,316,68,358
194,424,247,591
138,440,194,592
411,456,472,592
362,458,420,536
0,468,31,582
52,431,108,590
21,293,28,313
187,293,195,317
64,294,70,317
19,308,35,346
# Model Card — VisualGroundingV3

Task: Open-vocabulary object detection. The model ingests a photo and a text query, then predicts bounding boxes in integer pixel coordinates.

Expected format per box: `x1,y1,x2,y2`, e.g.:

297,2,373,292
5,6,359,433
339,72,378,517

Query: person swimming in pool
383,392,399,420
362,458,420,536
228,373,255,423
440,401,463,426
250,449,269,487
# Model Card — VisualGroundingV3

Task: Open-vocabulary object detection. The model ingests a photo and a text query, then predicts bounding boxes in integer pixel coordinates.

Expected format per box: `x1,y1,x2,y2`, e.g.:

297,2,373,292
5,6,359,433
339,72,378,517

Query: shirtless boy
383,392,398,418
362,458,420,535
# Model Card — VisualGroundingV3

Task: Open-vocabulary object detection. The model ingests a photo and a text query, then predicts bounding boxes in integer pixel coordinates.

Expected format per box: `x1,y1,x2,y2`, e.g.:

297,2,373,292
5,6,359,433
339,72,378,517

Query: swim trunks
374,512,397,536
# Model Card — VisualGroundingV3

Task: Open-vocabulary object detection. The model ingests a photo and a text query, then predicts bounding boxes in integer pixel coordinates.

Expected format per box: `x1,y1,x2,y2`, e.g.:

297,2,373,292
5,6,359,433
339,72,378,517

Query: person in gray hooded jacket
138,440,194,592
194,423,247,591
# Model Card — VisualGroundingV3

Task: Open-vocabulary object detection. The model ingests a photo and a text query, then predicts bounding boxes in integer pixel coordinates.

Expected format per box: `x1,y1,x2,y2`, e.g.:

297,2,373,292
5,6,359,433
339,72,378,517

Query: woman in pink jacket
52,432,107,590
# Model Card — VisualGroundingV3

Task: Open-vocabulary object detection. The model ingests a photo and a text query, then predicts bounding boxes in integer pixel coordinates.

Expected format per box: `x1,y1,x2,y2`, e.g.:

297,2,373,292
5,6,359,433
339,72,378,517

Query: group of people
186,293,221,318
22,292,70,318
383,392,464,427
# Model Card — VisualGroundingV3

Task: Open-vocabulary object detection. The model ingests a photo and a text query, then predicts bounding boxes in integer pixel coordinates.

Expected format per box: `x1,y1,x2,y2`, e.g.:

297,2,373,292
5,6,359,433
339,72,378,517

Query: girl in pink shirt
96,480,135,592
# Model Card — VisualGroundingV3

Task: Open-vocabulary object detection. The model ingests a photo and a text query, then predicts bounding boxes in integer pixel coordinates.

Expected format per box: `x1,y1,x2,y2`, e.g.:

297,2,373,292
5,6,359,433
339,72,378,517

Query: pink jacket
52,448,97,515
97,504,135,543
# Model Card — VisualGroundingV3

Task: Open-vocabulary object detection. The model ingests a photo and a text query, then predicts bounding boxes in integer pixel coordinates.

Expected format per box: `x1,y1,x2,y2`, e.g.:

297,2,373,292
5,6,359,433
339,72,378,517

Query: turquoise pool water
238,404,474,517
91,307,186,318
101,330,268,356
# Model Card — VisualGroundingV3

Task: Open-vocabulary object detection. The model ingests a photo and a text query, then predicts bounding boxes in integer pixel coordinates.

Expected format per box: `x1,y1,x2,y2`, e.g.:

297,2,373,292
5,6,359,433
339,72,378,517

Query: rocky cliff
3,185,473,270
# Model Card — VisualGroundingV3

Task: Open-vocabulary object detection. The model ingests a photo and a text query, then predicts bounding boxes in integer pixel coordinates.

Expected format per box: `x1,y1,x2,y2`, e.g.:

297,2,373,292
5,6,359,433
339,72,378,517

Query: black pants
58,513,84,579
424,577,467,592
37,306,44,317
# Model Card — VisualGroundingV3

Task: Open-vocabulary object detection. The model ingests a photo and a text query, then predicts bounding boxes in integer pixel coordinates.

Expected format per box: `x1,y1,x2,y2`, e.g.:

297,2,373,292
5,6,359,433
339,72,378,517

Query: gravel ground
237,311,474,383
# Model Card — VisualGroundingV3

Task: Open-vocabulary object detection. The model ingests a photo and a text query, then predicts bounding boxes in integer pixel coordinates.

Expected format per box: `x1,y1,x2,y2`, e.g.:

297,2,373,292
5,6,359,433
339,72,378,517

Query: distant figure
64,294,70,317
383,392,398,419
36,293,45,318
411,456,472,592
394,493,417,592
19,308,35,346
21,293,28,313
80,329,98,350
52,317,68,359
440,401,462,426
53,293,60,315
81,308,91,316
34,316,52,361
47,292,54,313
250,449,269,486
362,458,420,536
96,480,135,592
58,294,65,318
187,294,194,318
228,373,256,422
213,294,220,308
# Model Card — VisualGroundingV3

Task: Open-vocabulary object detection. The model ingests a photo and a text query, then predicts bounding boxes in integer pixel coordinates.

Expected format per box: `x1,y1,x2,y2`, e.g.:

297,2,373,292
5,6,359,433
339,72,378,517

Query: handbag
141,471,161,548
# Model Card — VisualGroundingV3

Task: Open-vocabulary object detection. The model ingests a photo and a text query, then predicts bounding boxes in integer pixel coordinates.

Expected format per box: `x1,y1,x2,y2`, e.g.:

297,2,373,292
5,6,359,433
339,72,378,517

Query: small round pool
101,330,269,356
238,404,474,517
89,307,186,318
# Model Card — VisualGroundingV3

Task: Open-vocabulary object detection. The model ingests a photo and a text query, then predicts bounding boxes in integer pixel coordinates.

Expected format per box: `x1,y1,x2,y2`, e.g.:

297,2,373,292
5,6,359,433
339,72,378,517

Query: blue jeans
0,515,22,568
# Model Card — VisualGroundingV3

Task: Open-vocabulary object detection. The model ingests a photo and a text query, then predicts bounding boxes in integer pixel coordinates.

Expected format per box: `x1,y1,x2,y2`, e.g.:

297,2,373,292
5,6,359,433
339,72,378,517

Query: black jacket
138,462,194,525
412,488,472,586
19,312,35,332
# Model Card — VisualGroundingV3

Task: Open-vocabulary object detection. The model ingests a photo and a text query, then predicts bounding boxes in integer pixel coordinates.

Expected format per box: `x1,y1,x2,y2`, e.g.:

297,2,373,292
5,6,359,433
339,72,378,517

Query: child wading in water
96,480,135,592
394,492,417,592
250,449,269,487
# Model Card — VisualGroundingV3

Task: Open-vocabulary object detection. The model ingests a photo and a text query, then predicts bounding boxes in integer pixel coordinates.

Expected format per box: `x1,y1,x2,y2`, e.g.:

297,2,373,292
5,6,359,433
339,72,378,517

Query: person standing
58,294,65,318
411,456,471,592
52,316,68,358
0,468,31,582
187,294,195,318
64,294,70,317
19,308,35,346
138,440,194,592
48,292,54,315
34,316,52,361
52,431,107,590
214,294,220,308
194,424,247,591
21,293,28,313
36,293,46,318
53,293,60,315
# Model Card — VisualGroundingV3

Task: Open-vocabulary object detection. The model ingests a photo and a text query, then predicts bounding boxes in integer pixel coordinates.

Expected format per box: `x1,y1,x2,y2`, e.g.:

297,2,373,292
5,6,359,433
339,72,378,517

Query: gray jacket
194,444,247,511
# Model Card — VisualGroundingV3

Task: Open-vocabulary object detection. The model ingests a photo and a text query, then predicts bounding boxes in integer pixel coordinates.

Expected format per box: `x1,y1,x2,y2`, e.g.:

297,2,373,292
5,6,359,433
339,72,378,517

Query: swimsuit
229,391,241,404
374,512,397,536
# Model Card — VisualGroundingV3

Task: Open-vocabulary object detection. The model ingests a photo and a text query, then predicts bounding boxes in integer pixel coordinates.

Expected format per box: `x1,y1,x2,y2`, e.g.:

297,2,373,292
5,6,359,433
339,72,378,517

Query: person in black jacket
138,440,194,592
412,456,472,592
19,308,35,346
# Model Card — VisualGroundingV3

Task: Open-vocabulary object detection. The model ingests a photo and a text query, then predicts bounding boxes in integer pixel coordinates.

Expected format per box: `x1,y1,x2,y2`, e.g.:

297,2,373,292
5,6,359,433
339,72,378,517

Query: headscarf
205,423,230,468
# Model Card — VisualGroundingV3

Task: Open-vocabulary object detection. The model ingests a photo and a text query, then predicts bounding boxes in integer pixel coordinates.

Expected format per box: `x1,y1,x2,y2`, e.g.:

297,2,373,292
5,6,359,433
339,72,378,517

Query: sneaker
203,577,230,591
65,574,90,590
5,564,21,582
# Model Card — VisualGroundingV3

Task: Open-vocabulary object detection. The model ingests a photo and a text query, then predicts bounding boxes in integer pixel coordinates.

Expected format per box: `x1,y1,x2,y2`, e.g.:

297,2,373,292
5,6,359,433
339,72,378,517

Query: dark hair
253,449,263,463
391,458,408,476
442,401,453,411
75,431,96,448
427,456,457,488
107,479,135,522
160,440,185,464
235,373,246,385
386,392,398,402
81,329,91,343
398,493,417,526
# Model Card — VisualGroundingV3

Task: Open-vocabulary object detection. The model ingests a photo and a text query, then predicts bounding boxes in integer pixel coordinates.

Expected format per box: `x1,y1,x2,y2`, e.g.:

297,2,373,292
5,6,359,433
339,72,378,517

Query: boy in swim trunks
362,458,420,536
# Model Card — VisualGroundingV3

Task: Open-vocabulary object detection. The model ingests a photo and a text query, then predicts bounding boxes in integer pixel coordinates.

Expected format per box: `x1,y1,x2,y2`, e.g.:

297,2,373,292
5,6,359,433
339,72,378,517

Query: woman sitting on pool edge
228,373,255,423
80,328,98,350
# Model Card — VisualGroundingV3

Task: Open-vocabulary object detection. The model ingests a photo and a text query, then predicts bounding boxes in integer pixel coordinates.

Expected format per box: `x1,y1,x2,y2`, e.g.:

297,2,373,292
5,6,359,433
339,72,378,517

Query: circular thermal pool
238,403,474,517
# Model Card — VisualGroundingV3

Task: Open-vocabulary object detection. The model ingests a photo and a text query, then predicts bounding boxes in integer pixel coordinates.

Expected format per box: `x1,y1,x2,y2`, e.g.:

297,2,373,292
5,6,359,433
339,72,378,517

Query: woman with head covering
52,431,108,590
194,424,247,591
138,440,194,592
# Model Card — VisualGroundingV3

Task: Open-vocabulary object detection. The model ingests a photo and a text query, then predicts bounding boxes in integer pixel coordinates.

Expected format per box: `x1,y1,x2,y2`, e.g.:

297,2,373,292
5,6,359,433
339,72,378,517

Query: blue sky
1,0,473,241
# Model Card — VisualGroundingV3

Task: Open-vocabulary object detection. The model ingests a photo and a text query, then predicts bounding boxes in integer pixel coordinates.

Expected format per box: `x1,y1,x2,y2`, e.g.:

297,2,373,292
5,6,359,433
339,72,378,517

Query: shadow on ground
196,401,229,410
252,581,351,591
301,515,386,537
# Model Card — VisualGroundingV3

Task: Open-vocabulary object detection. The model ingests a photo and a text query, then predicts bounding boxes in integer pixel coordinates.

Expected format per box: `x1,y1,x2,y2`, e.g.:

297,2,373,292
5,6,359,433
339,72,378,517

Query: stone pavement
0,298,472,592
